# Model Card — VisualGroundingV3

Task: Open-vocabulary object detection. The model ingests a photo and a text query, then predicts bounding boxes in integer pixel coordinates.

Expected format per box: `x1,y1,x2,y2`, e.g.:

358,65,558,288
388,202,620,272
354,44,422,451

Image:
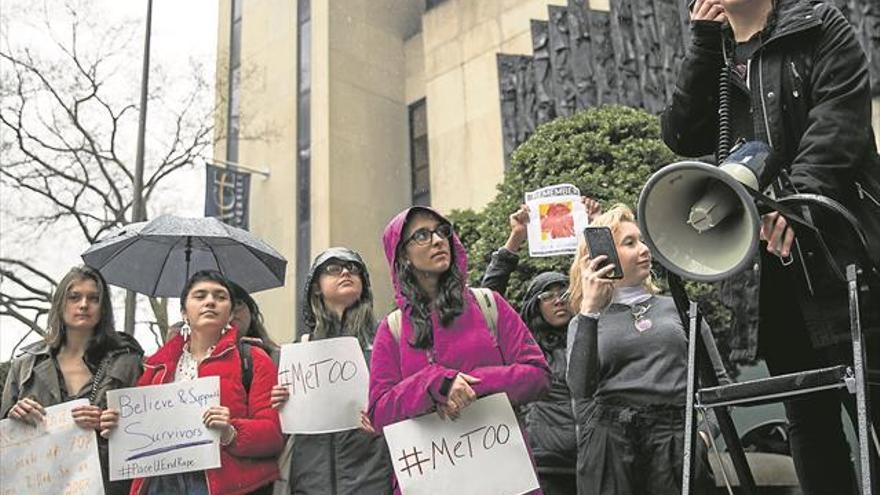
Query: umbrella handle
185,237,192,283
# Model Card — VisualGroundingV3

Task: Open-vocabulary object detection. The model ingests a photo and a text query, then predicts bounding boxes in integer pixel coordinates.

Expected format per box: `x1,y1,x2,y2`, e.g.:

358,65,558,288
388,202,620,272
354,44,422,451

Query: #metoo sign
383,394,539,495
106,377,221,480
0,399,104,495
277,337,369,434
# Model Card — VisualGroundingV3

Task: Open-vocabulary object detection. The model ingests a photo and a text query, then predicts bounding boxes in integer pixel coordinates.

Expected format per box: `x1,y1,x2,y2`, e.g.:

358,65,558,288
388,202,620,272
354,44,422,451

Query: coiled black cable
717,63,732,163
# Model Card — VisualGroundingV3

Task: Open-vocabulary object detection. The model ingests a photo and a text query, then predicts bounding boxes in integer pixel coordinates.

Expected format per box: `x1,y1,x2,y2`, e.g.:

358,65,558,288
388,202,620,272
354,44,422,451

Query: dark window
409,99,430,206
295,0,312,336
226,0,242,162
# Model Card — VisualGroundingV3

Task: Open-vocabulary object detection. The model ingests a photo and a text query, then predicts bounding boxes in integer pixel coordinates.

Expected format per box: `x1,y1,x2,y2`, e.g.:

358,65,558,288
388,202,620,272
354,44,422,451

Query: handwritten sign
383,393,539,495
0,399,104,495
525,183,589,257
106,377,221,480
277,337,369,434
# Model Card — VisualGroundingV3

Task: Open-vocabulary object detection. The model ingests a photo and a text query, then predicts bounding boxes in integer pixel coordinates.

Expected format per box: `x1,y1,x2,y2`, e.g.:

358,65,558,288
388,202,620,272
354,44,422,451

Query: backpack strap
383,288,498,344
238,341,254,394
386,309,403,343
469,287,498,341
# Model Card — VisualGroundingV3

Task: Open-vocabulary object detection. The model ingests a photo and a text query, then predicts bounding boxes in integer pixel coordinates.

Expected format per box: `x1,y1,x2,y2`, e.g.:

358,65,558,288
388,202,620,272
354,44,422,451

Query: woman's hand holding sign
99,408,120,438
439,373,481,420
269,384,290,410
203,405,236,445
71,404,102,430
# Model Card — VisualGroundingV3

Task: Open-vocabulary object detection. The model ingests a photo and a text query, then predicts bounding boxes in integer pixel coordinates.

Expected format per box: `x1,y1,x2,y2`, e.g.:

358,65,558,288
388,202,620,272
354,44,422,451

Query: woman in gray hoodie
271,247,392,495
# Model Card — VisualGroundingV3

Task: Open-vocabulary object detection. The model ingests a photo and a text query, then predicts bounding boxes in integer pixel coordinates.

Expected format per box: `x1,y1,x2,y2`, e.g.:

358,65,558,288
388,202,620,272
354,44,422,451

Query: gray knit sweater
566,295,713,405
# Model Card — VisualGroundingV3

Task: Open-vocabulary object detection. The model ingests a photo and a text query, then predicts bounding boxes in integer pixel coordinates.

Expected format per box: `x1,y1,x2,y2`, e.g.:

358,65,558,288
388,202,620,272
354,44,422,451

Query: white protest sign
277,336,369,434
0,399,104,495
383,393,539,495
525,183,589,257
106,376,221,480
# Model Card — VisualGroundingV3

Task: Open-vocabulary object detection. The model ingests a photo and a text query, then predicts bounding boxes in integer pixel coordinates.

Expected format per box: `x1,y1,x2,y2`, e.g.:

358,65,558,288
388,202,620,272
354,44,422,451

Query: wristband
438,376,454,397
220,425,237,446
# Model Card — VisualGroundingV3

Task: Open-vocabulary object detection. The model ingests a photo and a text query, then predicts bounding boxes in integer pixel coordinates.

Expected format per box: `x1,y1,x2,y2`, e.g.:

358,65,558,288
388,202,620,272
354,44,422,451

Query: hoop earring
180,319,192,340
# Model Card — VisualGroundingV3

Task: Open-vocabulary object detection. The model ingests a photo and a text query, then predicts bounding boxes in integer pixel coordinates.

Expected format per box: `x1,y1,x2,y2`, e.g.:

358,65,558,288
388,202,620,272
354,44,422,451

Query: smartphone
583,227,624,279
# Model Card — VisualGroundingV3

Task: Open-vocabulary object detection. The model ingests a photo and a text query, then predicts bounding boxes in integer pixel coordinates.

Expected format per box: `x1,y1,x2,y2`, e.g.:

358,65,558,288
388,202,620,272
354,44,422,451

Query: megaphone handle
751,190,820,236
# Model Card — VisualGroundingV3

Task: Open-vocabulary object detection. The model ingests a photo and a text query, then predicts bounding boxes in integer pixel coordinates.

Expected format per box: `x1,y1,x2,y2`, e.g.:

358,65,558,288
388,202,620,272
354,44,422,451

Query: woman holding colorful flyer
99,270,282,495
1,265,144,495
269,247,392,495
368,206,551,494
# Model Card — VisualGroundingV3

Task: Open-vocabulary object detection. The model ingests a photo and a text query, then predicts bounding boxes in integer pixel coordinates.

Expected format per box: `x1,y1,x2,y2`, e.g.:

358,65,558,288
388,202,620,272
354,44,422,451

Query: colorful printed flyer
525,184,589,257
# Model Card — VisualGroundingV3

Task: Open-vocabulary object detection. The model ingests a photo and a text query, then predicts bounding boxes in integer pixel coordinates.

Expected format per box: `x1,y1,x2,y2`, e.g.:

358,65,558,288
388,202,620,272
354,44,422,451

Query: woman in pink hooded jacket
368,206,551,493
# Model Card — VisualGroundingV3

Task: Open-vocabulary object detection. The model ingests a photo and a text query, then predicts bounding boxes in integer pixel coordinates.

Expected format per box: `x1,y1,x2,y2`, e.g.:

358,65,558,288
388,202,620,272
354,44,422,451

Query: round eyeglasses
405,223,454,247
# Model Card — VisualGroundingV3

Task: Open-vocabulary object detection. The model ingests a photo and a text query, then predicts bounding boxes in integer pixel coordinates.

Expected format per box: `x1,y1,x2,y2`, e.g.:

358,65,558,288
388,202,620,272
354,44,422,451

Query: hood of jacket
301,247,373,331
520,272,569,351
381,206,468,310
520,272,569,325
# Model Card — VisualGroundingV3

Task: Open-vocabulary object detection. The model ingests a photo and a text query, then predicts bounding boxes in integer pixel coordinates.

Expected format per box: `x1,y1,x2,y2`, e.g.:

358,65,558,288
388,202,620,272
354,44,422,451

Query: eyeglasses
322,261,363,276
537,289,569,303
405,223,454,246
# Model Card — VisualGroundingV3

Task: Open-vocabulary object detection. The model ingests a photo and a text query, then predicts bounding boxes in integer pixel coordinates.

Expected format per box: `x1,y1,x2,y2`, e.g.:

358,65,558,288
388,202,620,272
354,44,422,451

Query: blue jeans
145,471,209,495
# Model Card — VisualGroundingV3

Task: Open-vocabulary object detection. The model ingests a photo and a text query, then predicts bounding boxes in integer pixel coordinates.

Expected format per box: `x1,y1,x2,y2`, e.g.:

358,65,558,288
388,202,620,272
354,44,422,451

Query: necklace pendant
634,318,653,332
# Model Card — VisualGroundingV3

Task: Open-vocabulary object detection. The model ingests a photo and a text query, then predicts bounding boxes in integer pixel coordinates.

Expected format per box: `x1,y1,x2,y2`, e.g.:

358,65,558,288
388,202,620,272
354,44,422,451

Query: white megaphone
637,142,772,282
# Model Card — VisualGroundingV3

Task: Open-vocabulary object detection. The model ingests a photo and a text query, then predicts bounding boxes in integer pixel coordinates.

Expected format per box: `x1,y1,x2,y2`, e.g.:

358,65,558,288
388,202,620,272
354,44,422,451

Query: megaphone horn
637,145,767,282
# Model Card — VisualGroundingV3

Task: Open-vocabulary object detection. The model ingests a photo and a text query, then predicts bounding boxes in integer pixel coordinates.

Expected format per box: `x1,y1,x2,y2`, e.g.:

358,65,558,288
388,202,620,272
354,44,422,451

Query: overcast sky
0,0,219,359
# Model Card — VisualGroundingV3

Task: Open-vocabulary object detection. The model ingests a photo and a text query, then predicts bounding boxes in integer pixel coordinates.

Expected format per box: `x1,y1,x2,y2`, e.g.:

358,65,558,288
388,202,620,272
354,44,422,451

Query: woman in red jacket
100,270,283,495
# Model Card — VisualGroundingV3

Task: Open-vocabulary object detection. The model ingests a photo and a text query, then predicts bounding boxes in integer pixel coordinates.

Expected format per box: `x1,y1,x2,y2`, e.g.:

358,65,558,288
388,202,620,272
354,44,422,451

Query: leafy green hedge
449,105,737,369
452,105,674,302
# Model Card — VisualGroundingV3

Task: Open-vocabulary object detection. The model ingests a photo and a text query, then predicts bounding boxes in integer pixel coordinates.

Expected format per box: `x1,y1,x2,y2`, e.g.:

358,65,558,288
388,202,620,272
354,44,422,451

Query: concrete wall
314,1,423,317
215,0,299,345
420,0,568,214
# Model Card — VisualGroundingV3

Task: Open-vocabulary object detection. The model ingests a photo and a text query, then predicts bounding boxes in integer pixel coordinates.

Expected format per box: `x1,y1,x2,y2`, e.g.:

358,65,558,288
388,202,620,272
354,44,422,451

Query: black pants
760,259,879,495
575,400,713,495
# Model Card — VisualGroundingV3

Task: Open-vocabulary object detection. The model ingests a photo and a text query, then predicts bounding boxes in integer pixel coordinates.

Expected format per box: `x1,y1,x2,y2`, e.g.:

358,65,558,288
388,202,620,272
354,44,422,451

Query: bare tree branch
0,3,269,341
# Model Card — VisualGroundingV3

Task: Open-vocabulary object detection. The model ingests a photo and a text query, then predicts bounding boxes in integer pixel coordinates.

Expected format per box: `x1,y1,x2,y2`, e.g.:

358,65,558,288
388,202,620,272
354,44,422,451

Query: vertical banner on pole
205,163,251,230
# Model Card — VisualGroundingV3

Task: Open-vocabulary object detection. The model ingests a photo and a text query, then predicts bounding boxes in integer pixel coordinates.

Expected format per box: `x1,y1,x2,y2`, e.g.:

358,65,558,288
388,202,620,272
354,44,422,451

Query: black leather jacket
481,252,577,468
662,0,880,356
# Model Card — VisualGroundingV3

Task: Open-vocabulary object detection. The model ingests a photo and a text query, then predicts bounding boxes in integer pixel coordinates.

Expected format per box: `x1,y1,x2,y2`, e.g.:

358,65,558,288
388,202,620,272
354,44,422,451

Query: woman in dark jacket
229,280,279,362
1,265,143,495
270,247,392,495
662,1,880,492
479,201,600,495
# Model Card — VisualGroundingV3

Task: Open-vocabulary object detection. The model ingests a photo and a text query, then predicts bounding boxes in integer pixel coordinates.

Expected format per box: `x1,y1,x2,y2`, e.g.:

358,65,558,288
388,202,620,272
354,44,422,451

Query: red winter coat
130,326,282,495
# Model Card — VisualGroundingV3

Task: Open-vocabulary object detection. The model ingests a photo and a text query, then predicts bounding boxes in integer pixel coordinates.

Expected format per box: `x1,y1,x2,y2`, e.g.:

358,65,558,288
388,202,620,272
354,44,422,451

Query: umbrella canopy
82,215,287,297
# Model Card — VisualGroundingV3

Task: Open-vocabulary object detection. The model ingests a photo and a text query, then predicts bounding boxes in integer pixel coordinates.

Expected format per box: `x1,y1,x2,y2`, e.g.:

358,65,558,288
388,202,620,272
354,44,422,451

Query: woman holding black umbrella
100,270,283,495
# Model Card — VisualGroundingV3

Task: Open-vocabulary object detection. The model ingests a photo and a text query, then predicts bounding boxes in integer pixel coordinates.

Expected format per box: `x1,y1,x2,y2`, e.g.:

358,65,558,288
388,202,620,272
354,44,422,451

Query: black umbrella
82,215,287,297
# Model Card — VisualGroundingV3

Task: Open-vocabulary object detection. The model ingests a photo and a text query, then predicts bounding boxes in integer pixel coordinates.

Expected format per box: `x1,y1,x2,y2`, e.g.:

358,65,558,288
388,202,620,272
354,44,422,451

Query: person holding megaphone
660,0,880,493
